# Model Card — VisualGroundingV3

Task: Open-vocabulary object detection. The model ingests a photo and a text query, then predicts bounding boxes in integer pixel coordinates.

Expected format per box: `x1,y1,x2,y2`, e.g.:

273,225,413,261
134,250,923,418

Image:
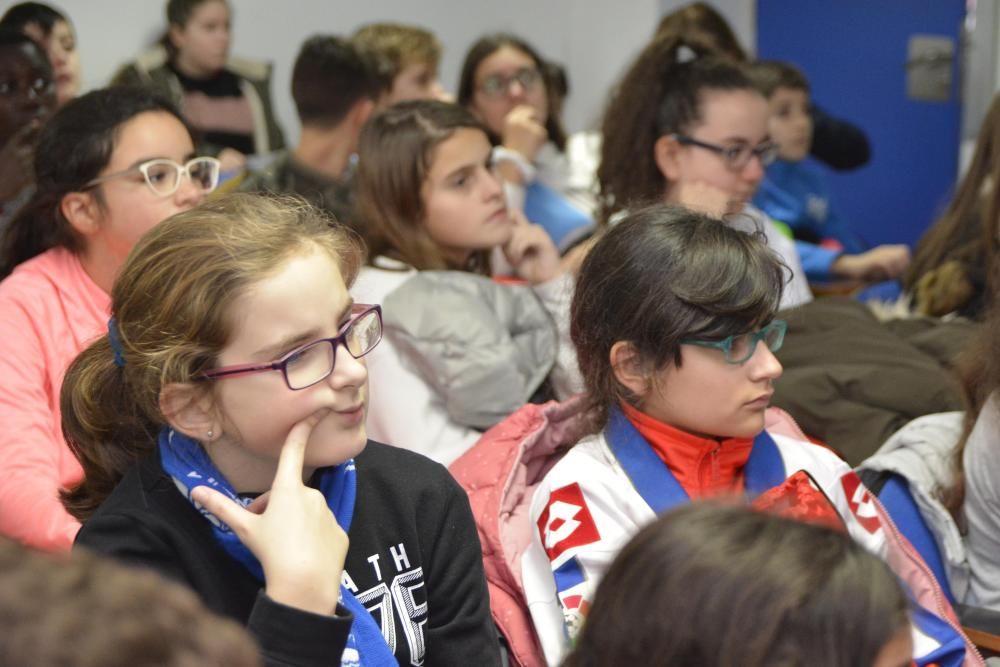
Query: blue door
756,0,964,247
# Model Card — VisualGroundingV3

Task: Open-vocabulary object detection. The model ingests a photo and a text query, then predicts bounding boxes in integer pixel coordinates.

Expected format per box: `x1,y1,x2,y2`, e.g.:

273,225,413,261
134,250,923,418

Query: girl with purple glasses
65,194,499,666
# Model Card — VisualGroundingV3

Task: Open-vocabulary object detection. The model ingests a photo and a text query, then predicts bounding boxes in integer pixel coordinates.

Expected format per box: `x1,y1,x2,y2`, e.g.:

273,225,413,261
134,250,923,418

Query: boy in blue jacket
750,60,910,285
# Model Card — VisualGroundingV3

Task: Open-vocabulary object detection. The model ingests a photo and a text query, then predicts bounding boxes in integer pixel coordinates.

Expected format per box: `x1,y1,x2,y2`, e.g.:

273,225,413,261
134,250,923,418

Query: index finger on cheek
273,412,325,488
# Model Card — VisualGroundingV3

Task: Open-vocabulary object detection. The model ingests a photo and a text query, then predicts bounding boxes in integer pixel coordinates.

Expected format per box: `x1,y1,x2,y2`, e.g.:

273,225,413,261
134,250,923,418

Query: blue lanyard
604,406,787,513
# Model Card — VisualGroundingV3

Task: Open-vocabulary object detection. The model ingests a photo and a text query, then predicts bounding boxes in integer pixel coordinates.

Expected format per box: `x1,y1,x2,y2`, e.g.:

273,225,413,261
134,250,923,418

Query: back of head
564,502,910,667
292,34,388,128
571,203,785,431
654,1,747,61
456,32,567,150
747,60,810,99
61,193,363,521
597,34,752,223
0,86,183,279
355,99,489,271
0,2,67,35
0,537,260,667
352,22,441,80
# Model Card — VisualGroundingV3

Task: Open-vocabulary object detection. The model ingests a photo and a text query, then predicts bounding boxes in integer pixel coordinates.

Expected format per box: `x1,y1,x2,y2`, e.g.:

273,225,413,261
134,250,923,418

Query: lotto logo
537,483,600,561
841,472,881,535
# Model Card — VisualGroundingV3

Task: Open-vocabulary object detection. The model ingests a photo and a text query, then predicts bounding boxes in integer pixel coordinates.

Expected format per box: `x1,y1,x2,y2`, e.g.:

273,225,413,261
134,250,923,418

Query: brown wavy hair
904,91,1000,308
61,194,363,521
654,2,747,61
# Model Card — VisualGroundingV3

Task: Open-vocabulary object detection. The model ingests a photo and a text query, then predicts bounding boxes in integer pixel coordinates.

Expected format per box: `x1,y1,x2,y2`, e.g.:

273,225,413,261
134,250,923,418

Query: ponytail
60,335,159,521
596,33,751,224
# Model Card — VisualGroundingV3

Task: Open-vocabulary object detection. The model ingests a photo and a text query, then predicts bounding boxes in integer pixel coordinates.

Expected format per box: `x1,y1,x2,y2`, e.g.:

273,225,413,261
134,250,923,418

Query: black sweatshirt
75,441,500,667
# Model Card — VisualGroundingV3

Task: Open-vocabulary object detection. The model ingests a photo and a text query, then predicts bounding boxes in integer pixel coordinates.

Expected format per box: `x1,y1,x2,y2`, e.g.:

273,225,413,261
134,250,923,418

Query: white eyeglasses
84,157,221,197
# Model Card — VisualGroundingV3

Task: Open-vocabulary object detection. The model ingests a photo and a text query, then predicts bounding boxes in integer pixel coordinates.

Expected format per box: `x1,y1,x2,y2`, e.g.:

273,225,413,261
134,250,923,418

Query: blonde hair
61,193,363,520
352,22,441,78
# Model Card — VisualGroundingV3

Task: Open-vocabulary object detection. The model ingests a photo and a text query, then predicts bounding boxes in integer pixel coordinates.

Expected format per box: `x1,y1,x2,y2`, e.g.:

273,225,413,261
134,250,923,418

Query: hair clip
107,317,126,369
676,45,697,64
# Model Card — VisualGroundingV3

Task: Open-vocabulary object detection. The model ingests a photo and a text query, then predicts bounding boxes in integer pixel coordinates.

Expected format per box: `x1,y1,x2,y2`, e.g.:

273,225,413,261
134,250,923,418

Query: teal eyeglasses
681,320,787,365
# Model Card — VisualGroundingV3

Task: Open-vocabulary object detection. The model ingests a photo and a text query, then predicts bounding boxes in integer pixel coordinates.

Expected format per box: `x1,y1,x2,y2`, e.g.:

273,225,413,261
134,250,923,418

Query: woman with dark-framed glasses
595,32,813,309
599,31,908,299
457,34,595,253
0,86,217,552
66,194,499,667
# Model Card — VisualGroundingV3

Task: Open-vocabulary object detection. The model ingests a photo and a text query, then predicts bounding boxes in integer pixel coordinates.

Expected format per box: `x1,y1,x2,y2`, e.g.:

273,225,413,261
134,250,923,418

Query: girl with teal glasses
507,203,972,666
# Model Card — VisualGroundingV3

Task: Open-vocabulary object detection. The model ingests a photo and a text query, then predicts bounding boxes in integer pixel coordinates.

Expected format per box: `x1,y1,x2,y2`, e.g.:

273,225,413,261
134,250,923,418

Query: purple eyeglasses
201,304,382,390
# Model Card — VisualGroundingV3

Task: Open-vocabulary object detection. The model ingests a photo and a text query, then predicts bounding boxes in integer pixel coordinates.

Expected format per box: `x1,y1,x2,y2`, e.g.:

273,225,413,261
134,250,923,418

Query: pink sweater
0,248,110,551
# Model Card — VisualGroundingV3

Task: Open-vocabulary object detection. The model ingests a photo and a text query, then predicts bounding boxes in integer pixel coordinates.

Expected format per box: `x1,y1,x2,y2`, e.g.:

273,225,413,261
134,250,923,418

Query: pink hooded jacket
0,248,109,551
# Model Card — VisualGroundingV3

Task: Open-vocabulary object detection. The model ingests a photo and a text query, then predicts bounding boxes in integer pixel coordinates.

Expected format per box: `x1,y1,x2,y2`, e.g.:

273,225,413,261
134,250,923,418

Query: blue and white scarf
159,428,396,667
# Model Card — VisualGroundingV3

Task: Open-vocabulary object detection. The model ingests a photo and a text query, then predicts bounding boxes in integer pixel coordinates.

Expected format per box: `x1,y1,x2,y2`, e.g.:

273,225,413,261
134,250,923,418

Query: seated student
113,0,285,172
0,2,81,107
749,60,910,285
904,92,1000,318
520,204,973,666
68,194,500,666
0,537,261,667
239,35,387,233
655,1,872,172
350,100,580,465
352,22,447,103
0,87,217,551
458,34,595,252
0,29,56,234
597,32,812,309
563,502,913,667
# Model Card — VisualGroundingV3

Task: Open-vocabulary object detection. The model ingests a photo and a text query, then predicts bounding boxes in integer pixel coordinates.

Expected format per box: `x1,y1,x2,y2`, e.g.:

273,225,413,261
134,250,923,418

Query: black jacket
75,440,500,667
811,106,872,171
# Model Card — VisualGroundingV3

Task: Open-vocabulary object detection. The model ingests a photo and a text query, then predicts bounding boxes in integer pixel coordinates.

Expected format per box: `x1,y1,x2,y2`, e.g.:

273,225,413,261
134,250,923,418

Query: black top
169,62,255,155
75,440,500,667
810,105,872,171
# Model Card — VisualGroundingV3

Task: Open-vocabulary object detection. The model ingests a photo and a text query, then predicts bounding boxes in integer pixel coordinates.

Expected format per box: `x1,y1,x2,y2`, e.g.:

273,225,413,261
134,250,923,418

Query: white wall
52,0,754,143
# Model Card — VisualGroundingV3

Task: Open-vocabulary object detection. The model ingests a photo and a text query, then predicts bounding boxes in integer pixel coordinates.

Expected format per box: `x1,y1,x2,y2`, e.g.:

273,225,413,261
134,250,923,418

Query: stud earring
206,429,214,439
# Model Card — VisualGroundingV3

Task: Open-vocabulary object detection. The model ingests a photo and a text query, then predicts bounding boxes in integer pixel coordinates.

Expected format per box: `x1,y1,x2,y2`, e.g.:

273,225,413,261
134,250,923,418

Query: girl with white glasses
0,86,216,551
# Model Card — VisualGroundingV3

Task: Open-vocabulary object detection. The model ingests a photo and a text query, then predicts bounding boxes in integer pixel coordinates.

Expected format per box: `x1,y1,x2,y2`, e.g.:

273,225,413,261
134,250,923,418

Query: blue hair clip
107,317,126,369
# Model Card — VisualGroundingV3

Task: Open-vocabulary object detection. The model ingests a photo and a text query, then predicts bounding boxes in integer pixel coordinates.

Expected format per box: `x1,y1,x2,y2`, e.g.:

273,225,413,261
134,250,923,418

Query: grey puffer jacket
383,271,561,430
